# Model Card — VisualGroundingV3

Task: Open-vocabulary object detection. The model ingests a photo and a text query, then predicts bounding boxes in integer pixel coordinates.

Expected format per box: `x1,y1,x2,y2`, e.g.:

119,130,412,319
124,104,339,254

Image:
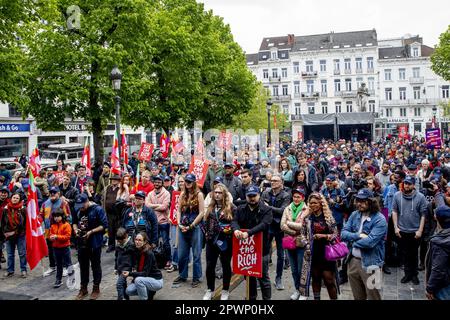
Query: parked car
0,160,24,175
40,143,86,168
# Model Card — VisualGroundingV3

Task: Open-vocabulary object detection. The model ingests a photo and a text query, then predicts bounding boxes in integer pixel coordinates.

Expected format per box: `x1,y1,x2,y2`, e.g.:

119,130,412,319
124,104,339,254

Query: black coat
131,249,163,280
115,238,136,272
232,201,273,256
261,188,291,231
426,228,450,295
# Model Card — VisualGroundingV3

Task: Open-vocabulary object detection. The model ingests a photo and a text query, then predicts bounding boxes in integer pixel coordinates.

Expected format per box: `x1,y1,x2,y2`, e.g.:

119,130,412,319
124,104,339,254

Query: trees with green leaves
431,25,450,81
5,0,257,163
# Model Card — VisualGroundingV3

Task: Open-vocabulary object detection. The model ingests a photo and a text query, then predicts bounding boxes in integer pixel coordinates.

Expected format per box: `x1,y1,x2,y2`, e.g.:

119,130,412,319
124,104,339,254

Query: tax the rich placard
169,191,181,225
188,158,209,188
232,230,263,278
138,143,154,162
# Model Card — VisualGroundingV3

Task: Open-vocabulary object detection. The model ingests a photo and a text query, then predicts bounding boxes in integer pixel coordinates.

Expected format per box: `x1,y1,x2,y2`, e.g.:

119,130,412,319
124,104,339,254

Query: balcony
273,95,291,102
379,98,439,106
355,68,363,74
344,69,352,74
335,91,343,97
269,76,281,82
342,90,357,98
367,68,374,73
301,71,318,78
334,69,341,75
291,114,302,121
294,93,302,99
301,92,319,100
320,92,328,97
410,77,424,84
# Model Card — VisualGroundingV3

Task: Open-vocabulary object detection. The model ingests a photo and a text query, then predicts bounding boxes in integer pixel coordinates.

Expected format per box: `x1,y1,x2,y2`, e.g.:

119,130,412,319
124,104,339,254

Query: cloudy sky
199,0,449,53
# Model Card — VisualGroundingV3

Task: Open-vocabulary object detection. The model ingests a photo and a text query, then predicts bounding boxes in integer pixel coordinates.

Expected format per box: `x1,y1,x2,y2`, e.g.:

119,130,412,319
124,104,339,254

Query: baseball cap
435,206,450,228
354,188,374,200
49,186,60,193
403,176,416,185
185,174,196,183
407,164,417,171
213,176,224,184
163,176,172,182
74,193,89,211
0,186,10,194
325,174,336,181
445,153,450,159
135,191,146,199
224,162,234,168
152,174,164,181
292,188,306,197
246,185,260,197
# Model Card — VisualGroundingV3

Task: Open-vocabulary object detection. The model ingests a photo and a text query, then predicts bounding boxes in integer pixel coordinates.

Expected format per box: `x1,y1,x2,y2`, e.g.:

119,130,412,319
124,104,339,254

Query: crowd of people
0,136,450,301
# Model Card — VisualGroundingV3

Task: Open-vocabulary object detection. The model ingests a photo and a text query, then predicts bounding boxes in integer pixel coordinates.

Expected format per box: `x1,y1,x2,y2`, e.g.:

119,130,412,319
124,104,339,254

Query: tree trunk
92,117,104,165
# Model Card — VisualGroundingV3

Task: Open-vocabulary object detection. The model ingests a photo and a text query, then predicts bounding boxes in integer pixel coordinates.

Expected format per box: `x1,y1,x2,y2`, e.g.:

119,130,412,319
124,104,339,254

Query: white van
40,143,86,167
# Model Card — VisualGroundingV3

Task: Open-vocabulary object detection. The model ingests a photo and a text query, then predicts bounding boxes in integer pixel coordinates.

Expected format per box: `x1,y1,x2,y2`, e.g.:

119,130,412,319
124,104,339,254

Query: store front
0,123,31,159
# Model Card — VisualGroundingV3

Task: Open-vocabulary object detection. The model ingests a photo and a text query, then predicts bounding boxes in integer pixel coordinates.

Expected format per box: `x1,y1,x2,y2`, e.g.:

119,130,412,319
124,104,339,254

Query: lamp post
266,98,273,147
110,65,122,160
432,106,437,129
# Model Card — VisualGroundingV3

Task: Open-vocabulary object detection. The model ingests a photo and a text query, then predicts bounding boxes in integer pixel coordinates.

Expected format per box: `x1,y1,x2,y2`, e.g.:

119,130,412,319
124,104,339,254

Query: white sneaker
62,268,68,277
298,295,308,300
220,290,229,300
203,289,213,300
290,290,300,300
43,267,56,277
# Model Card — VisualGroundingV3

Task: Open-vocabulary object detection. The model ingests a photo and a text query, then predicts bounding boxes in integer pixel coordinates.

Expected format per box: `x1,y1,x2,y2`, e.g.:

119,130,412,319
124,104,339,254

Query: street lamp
110,65,122,160
432,106,437,129
266,98,273,147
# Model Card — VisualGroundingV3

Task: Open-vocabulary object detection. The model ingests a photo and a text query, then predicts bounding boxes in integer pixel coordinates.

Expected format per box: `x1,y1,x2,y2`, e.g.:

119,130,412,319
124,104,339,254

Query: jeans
398,232,420,278
126,277,163,300
6,235,27,273
287,248,305,291
54,247,72,281
170,224,178,266
269,229,284,279
436,285,450,300
116,274,128,300
46,239,56,268
159,223,171,262
249,254,271,300
205,237,232,291
177,227,202,280
78,246,102,286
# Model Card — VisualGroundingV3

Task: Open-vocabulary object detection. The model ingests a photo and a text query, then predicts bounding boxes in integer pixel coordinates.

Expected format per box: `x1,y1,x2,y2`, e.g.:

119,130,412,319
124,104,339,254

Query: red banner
218,131,233,150
188,158,209,188
138,143,154,162
398,125,409,140
54,171,66,185
232,230,263,278
169,191,181,225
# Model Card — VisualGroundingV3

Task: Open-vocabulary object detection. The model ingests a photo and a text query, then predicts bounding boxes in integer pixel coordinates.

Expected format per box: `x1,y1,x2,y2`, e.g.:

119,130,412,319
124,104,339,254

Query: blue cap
135,191,146,199
74,193,89,211
21,178,29,188
213,176,224,184
325,174,336,181
49,186,60,193
354,188,374,200
433,167,442,176
292,187,306,197
246,185,260,196
435,206,450,228
185,173,196,183
445,153,450,158
163,176,172,181
0,186,10,194
404,176,416,185
152,174,164,181
407,164,417,171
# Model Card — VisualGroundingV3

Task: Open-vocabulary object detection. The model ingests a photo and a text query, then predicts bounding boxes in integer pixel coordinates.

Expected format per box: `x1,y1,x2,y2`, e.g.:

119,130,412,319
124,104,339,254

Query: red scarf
138,252,146,272
7,201,24,230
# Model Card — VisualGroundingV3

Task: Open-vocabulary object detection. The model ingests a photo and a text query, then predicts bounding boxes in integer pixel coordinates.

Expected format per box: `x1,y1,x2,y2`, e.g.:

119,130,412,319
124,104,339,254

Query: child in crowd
115,228,136,300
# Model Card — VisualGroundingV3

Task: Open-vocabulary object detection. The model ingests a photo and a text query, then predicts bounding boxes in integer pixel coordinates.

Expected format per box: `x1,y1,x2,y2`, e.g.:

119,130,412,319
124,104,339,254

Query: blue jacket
0,169,12,186
122,205,158,246
426,228,450,295
383,183,398,216
321,187,345,225
74,203,109,249
341,210,387,270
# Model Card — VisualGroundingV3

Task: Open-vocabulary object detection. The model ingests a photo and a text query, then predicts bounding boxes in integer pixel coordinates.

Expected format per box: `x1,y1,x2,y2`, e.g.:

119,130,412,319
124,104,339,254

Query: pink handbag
282,235,297,250
325,238,349,261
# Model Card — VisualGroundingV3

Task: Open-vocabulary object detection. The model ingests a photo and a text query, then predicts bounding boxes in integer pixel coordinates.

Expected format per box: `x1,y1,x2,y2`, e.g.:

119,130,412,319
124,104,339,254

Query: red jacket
49,222,72,248
131,182,154,196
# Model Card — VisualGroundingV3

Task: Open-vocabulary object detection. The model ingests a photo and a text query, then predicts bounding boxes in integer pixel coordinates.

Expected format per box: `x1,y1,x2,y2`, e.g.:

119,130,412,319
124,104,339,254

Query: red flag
274,113,277,129
195,137,205,160
26,171,48,270
121,131,129,174
169,191,181,225
160,130,170,158
111,131,121,175
81,138,91,176
29,148,41,176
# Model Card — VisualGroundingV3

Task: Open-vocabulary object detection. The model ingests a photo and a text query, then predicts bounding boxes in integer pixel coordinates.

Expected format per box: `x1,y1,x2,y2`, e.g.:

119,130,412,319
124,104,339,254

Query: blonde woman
202,183,234,300
117,174,131,201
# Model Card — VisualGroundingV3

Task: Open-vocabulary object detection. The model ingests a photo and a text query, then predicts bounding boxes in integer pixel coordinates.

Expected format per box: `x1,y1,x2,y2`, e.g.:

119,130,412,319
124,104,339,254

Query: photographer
343,164,368,214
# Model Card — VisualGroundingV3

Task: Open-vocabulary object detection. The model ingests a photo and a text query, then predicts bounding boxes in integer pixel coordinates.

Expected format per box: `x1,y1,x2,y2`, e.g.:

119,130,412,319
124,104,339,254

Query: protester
117,173,131,202
234,169,253,206
131,170,154,198
223,163,242,201
35,170,50,201
0,163,12,186
292,169,311,200
114,227,135,300
96,162,111,195
205,160,224,195
321,174,346,232
103,174,121,252
72,165,92,193
279,159,294,188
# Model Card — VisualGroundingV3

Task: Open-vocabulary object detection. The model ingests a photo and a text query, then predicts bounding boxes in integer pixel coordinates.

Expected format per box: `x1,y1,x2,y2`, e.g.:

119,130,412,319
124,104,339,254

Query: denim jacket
341,210,387,270
383,183,398,216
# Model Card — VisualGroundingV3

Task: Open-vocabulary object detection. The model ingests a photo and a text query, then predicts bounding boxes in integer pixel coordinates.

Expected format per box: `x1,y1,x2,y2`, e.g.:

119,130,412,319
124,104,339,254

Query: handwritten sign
188,158,209,188
232,230,263,278
138,143,154,162
426,128,442,149
169,191,181,225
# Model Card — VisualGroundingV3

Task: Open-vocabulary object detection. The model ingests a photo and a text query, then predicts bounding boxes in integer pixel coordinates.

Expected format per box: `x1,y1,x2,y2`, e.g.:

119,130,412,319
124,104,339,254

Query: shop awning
301,113,335,126
336,112,374,125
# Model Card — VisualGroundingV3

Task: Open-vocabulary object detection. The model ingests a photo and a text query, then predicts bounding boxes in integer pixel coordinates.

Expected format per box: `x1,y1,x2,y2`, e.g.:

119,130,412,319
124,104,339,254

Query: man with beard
392,176,428,285
223,163,242,201
96,162,111,196
375,162,391,193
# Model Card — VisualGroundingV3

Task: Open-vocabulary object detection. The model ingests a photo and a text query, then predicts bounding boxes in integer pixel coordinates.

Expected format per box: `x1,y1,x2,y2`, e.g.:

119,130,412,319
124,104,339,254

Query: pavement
0,247,426,300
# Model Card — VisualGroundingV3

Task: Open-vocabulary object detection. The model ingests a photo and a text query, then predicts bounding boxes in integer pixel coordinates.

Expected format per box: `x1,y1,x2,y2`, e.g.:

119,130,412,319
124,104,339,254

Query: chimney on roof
288,34,295,45
329,31,334,43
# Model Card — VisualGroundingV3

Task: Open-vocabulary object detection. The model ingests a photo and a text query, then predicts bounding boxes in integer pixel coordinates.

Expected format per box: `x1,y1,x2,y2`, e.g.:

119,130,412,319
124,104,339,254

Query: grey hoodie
392,190,428,233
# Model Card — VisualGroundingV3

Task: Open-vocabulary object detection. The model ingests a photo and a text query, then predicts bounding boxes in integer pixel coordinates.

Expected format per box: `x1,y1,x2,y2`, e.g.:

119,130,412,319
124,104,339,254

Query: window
293,62,299,74
369,100,375,112
443,85,449,98
413,86,421,100
334,59,340,71
8,105,22,117
295,103,301,115
294,81,300,94
414,107,421,117
400,108,407,117
0,137,28,158
306,61,313,72
282,105,289,114
413,67,420,78
272,68,278,78
368,77,375,90
356,77,363,90
346,101,353,113
320,60,327,72
345,78,352,91
399,87,406,100
322,102,328,114
399,68,406,80
335,102,342,113
385,108,393,117
385,88,392,100
321,80,327,93
384,69,391,81
67,152,78,160
412,47,419,57
281,68,288,78
306,80,314,93
367,57,374,70
308,103,315,114
264,86,269,94
271,51,277,60
282,85,288,96
355,58,362,71
263,69,269,79
272,85,279,96
334,79,341,92
344,59,352,72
